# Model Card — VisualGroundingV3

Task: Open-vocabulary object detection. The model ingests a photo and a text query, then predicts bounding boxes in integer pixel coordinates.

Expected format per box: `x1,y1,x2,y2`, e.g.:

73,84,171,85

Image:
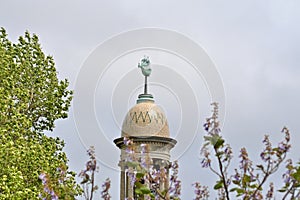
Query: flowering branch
280,159,300,199
101,178,111,200
201,103,294,199
123,137,181,200
168,161,181,199
201,103,231,200
78,146,111,200
250,127,290,198
193,182,209,200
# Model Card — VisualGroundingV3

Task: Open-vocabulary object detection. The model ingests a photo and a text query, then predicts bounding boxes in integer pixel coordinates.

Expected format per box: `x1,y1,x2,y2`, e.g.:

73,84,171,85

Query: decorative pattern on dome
130,111,165,124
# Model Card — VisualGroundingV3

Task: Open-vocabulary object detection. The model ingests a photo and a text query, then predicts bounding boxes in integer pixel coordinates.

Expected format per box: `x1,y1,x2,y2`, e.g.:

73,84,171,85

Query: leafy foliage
0,28,81,199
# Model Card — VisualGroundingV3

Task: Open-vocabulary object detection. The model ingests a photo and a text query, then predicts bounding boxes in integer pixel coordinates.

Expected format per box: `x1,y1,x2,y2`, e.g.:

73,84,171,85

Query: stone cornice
114,136,177,149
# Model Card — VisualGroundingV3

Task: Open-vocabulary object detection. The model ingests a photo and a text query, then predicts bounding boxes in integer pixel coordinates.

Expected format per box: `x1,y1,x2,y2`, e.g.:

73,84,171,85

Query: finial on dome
138,56,151,77
137,56,154,103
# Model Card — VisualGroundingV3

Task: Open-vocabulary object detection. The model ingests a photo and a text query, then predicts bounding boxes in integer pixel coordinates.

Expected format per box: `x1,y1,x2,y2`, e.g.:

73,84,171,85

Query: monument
114,57,177,199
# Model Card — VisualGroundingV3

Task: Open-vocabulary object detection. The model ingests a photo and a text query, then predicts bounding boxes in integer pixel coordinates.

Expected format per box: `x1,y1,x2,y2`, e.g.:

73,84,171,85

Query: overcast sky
1,0,300,199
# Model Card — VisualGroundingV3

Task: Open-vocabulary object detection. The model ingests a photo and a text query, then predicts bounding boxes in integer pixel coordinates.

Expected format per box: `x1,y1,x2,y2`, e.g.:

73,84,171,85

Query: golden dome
121,100,170,138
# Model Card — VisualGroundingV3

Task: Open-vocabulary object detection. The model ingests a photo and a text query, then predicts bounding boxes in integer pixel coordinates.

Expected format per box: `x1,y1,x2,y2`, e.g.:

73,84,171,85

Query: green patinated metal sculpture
138,56,151,76
138,56,151,94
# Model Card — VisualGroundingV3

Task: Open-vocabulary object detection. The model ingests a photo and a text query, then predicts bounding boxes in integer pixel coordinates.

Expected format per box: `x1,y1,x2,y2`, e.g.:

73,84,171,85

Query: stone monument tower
114,57,177,199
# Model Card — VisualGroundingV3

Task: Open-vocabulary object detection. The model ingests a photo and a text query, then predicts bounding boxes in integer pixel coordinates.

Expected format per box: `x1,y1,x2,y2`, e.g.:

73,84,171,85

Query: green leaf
135,188,143,195
136,172,145,179
214,138,225,149
213,181,223,190
278,188,287,193
126,161,139,168
232,180,240,185
204,136,213,142
230,187,238,192
236,188,245,196
140,186,151,194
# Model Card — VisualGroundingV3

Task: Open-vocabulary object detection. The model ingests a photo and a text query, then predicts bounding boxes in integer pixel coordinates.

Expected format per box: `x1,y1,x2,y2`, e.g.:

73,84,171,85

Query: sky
1,0,300,199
